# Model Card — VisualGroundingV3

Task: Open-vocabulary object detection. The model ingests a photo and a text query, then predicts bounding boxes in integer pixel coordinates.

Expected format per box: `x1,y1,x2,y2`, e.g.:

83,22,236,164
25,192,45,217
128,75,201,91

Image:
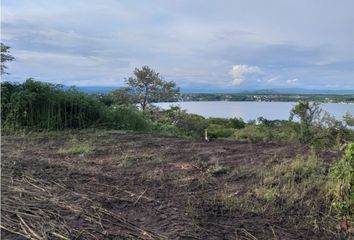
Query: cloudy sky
1,0,354,90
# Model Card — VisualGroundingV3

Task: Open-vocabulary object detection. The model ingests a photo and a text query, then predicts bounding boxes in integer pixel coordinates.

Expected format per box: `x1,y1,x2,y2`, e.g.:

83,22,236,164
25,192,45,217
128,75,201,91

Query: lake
155,101,354,121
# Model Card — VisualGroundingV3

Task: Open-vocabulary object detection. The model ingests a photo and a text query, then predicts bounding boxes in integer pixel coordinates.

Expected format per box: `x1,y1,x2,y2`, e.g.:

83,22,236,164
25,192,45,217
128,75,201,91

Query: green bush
207,124,234,138
101,105,150,131
175,113,207,136
207,117,230,126
229,117,246,129
233,125,265,142
148,121,184,136
310,113,354,149
156,106,207,137
233,123,298,143
328,143,354,218
207,117,245,129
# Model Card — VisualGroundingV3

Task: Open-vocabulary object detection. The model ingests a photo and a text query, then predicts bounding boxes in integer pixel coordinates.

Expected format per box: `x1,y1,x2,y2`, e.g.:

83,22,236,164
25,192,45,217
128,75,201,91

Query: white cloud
266,76,279,83
229,64,263,85
286,78,298,84
2,1,354,89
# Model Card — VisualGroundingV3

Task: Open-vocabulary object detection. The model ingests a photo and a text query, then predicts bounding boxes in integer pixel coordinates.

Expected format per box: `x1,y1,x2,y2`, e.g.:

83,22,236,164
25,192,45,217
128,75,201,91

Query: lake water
155,101,354,121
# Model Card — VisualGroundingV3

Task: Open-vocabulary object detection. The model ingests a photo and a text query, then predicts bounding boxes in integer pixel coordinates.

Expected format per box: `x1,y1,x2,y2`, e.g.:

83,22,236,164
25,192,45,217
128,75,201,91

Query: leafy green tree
1,43,15,75
126,66,180,111
289,101,322,143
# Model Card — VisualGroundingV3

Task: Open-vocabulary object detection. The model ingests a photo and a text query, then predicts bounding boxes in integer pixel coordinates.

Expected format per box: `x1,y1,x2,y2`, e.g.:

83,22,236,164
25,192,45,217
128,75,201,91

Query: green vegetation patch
207,161,231,176
194,144,353,236
327,143,354,218
58,138,94,154
258,152,327,206
207,124,234,139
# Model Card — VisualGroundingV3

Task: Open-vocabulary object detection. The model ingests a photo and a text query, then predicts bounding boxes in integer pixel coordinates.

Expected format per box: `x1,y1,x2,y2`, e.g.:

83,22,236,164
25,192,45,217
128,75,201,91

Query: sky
1,0,354,90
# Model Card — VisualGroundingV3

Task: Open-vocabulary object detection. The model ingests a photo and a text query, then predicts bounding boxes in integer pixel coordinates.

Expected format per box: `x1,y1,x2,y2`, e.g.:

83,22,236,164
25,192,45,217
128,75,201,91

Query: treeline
182,93,354,103
0,79,183,135
1,79,104,130
2,78,354,149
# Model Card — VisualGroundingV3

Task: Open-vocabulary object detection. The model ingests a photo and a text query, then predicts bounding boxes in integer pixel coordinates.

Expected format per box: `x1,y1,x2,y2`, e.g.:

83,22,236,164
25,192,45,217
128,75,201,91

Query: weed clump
58,138,93,154
258,152,327,207
207,161,231,176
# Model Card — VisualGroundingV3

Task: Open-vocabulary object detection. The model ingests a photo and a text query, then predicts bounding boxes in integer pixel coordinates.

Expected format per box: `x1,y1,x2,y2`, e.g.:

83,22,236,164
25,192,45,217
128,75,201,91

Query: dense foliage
1,79,353,149
1,79,104,131
0,79,187,136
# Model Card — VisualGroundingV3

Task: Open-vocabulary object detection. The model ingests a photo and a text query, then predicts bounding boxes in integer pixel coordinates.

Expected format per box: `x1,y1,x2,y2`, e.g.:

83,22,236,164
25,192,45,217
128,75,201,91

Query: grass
257,152,328,207
207,161,231,176
196,151,343,233
58,137,94,154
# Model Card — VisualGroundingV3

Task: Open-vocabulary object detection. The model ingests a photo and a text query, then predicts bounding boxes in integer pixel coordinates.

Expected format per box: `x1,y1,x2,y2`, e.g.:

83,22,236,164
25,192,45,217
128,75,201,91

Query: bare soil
1,131,342,239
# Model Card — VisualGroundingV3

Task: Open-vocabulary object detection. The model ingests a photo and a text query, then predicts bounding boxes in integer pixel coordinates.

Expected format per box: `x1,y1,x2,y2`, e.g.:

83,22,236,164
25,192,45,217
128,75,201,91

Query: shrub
207,117,245,129
101,105,150,131
229,117,246,129
233,123,298,143
207,118,231,127
175,113,207,136
328,143,354,218
158,106,207,136
207,124,234,138
148,121,184,136
233,125,265,142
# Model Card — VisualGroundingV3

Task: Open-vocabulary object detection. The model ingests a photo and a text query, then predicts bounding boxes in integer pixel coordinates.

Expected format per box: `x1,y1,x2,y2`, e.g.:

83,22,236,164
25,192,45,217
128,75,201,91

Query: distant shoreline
171,100,354,104
155,101,354,120
178,93,354,103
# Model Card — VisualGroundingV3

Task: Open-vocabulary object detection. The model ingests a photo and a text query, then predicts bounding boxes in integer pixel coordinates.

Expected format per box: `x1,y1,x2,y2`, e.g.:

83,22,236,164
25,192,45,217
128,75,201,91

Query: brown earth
0,131,342,239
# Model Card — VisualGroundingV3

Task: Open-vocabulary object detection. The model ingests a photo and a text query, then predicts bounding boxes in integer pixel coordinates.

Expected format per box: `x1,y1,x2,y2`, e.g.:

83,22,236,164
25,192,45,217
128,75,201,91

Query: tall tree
289,101,322,143
126,66,180,111
1,43,15,75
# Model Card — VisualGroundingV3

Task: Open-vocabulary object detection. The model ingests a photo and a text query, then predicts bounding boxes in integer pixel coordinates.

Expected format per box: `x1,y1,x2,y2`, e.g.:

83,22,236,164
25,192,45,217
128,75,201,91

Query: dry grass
58,137,93,154
1,172,167,239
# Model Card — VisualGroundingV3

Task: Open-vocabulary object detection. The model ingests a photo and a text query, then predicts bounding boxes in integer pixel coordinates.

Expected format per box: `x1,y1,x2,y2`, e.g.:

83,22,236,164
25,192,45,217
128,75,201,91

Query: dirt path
1,132,338,239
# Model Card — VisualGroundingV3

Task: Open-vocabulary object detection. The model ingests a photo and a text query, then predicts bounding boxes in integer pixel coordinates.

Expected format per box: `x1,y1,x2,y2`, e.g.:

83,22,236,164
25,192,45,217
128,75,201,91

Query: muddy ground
1,131,342,239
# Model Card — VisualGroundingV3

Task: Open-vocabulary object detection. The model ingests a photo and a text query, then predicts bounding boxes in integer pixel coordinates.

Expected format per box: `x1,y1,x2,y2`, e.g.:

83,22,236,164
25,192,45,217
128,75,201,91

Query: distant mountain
74,86,120,94
252,88,354,95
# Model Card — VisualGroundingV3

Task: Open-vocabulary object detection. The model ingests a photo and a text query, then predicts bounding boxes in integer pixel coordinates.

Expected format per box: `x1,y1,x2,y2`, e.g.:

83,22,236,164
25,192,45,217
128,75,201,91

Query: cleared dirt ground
1,131,341,239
